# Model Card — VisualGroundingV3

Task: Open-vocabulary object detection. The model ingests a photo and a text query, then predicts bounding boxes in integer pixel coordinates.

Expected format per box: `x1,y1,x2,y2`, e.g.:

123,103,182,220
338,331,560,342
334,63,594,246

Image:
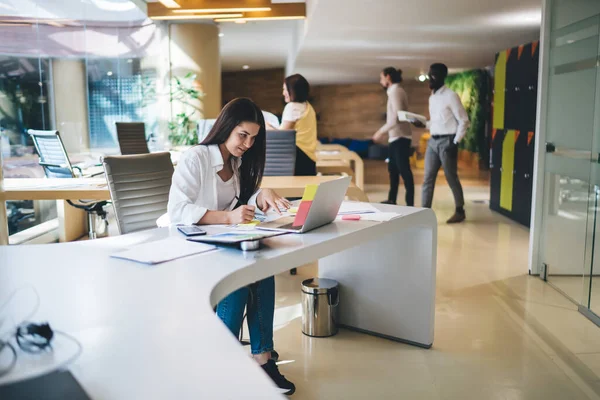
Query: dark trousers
387,138,415,206
422,135,464,208
295,147,317,176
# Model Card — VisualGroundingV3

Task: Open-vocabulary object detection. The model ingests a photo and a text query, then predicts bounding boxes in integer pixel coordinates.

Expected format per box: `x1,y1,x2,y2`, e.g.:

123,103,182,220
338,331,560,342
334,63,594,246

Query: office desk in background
316,147,364,190
0,176,369,244
0,203,437,398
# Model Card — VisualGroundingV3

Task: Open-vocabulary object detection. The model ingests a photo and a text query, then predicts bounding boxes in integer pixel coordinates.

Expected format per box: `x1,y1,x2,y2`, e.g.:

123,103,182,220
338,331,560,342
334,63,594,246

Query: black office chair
28,129,109,239
265,130,297,176
115,122,150,155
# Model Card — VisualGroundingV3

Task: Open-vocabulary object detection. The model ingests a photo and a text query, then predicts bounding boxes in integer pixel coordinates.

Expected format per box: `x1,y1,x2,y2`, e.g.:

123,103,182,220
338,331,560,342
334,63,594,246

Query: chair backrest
102,152,174,235
115,122,149,155
27,129,74,179
265,130,297,176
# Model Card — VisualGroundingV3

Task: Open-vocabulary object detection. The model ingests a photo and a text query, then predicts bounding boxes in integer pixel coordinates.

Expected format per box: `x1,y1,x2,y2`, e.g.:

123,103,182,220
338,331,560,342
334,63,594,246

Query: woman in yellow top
268,74,318,176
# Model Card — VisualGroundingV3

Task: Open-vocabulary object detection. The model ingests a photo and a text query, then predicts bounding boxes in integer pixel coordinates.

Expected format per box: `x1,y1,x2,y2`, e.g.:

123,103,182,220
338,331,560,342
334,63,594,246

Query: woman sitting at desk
267,74,318,176
167,98,296,395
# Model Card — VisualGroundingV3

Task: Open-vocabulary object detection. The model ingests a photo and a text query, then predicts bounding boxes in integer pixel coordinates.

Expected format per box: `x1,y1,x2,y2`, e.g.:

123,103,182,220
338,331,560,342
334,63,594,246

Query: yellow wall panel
493,51,507,130
500,130,515,211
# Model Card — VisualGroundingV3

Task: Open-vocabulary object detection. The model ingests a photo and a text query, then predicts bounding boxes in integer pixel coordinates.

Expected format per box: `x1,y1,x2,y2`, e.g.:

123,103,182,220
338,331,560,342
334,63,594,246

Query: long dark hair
382,67,403,83
284,74,310,102
200,98,266,205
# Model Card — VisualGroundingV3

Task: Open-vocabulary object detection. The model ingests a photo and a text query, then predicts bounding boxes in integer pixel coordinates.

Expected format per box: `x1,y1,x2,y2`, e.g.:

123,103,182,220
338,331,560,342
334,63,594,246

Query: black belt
431,134,455,140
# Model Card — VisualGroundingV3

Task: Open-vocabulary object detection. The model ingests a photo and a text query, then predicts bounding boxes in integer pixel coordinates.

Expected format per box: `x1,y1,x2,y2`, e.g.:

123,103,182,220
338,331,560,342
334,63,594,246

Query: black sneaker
271,350,279,362
261,359,295,395
381,200,396,205
447,211,466,224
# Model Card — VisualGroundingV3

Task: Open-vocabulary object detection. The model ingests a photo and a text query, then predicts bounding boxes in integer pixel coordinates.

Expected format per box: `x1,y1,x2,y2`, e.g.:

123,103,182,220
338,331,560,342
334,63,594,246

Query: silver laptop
257,176,351,234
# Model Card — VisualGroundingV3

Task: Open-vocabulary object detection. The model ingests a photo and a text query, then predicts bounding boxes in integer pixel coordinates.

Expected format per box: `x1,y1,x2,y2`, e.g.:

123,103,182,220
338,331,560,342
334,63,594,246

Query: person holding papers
372,67,415,207
167,98,296,395
266,74,318,176
409,63,469,223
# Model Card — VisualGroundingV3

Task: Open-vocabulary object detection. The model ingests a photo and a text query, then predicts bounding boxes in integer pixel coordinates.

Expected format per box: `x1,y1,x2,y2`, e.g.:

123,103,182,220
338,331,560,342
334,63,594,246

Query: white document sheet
397,111,427,124
337,201,380,215
111,237,216,265
359,212,402,222
262,111,280,129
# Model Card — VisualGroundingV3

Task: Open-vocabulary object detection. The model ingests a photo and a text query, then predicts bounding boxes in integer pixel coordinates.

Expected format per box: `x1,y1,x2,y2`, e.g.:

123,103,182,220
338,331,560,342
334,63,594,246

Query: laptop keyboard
277,223,302,231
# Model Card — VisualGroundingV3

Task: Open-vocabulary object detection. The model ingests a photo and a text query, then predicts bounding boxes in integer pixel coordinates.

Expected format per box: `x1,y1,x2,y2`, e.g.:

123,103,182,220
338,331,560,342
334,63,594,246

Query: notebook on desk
0,370,91,400
111,237,216,264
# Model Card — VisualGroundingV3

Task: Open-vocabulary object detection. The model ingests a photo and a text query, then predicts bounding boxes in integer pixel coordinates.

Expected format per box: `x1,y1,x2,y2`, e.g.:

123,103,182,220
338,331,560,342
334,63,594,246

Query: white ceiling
1,0,542,84
219,20,294,72
220,0,542,84
0,0,147,22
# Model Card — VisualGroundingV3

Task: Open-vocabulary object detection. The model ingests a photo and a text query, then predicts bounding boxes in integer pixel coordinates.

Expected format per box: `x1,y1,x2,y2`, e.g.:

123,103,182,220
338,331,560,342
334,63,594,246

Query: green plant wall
444,69,491,162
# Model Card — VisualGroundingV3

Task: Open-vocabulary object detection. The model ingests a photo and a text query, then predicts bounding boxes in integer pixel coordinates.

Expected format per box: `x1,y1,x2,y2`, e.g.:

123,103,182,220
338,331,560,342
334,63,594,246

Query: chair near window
27,129,109,239
115,122,150,155
102,152,173,235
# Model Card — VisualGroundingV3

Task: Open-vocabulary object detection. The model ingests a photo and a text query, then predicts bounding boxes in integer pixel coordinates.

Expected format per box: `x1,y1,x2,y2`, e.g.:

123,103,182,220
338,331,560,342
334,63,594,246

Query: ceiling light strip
158,0,181,8
151,13,244,20
173,7,271,14
214,16,306,22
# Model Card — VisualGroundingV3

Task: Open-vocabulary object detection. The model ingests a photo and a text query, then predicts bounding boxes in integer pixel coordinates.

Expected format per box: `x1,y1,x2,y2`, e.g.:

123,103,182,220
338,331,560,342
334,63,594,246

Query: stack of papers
357,212,401,222
337,202,379,215
336,202,402,222
111,237,216,265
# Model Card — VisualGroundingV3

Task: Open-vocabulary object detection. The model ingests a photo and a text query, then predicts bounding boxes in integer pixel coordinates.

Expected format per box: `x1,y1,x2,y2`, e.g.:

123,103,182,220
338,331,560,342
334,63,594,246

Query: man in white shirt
411,63,469,223
372,67,414,206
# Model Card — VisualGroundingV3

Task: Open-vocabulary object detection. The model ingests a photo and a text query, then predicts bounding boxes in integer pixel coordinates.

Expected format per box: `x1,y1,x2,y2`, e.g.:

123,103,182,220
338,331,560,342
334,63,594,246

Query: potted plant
168,72,204,146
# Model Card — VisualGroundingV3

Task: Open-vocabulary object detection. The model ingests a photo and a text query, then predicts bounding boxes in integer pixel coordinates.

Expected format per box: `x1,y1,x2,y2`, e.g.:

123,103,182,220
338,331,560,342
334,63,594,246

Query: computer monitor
197,119,216,143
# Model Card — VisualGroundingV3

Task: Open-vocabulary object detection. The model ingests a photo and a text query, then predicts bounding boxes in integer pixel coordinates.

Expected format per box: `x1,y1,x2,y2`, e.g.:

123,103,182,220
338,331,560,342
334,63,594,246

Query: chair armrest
72,166,84,177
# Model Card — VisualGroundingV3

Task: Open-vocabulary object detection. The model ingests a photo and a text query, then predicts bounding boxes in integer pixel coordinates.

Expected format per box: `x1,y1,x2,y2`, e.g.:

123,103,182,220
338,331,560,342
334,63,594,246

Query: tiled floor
93,162,600,399
264,178,600,400
549,276,600,314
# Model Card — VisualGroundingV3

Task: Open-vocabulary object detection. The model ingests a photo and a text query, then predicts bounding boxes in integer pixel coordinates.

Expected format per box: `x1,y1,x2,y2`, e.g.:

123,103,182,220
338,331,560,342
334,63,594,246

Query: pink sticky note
293,201,312,227
342,214,361,221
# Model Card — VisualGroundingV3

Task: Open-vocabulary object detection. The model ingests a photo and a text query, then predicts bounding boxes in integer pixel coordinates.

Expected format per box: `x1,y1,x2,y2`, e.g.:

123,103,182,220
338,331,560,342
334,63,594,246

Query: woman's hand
258,189,292,215
228,205,256,224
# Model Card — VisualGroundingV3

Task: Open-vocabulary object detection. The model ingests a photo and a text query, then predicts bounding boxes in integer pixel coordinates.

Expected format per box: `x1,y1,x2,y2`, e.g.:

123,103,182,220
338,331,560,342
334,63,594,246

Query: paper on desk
337,201,379,215
359,212,401,222
111,237,216,265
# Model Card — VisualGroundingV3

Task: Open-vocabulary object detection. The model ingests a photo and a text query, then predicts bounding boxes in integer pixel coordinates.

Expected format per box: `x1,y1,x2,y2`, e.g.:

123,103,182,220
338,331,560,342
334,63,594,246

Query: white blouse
161,144,260,226
216,174,236,211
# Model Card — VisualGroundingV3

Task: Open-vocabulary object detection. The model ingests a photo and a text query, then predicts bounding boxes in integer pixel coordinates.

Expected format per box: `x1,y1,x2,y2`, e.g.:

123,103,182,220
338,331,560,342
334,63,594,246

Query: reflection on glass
543,173,592,304
0,2,160,242
87,58,158,150
0,56,55,236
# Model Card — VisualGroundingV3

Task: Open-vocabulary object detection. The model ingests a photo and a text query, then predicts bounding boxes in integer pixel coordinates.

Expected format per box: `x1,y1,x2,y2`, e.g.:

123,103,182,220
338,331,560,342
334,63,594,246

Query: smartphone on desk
177,225,207,237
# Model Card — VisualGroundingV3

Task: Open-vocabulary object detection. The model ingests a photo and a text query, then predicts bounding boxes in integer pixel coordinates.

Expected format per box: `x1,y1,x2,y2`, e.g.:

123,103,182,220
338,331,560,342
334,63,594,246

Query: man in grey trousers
411,63,469,223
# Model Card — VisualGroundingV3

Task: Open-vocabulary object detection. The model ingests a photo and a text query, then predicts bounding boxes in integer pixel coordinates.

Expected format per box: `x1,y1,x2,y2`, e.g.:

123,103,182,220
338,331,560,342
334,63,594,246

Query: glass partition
0,1,161,242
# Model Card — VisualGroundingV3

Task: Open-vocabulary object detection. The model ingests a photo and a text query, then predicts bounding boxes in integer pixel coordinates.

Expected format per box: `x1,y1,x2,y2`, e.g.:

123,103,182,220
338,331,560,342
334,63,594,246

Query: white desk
0,204,437,398
0,176,369,244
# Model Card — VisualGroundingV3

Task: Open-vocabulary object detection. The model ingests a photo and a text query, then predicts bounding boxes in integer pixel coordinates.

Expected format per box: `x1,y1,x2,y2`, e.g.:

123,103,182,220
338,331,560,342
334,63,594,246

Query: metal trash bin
301,278,339,337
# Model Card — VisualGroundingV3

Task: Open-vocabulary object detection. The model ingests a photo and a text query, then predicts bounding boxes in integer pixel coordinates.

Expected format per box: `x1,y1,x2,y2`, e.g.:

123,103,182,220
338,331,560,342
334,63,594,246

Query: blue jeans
216,276,275,355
